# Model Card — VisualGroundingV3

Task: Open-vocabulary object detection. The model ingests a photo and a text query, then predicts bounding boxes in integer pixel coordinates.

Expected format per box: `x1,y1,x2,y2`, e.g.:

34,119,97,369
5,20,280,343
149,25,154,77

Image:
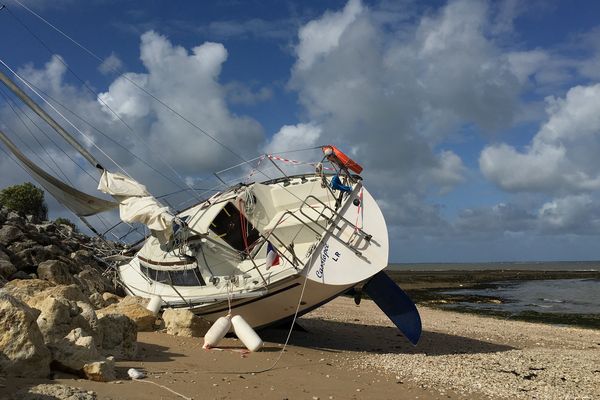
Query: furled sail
0,129,118,216
98,171,175,243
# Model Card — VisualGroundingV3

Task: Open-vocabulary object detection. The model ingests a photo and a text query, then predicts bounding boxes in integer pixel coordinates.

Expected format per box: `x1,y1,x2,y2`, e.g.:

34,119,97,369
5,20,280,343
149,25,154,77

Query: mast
0,69,104,170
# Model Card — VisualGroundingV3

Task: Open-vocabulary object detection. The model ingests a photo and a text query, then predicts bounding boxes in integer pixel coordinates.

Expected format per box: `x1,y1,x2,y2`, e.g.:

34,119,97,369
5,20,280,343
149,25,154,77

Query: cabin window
209,202,260,252
140,264,205,286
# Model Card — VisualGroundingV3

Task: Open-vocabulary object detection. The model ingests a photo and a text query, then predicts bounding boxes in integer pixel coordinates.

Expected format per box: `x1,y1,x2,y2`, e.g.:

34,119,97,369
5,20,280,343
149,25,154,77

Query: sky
1,0,600,263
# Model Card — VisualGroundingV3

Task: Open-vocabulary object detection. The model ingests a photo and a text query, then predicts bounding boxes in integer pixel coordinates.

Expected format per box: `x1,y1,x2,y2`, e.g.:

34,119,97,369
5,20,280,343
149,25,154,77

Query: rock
96,313,137,359
96,296,156,332
0,246,11,261
0,293,51,377
162,308,211,337
35,296,95,346
73,267,112,296
11,383,97,400
6,211,24,225
0,259,17,279
102,292,121,305
3,281,98,340
43,244,66,257
89,292,105,309
50,328,101,372
2,279,54,301
37,260,74,285
0,225,23,245
9,270,32,280
12,246,57,269
83,358,116,382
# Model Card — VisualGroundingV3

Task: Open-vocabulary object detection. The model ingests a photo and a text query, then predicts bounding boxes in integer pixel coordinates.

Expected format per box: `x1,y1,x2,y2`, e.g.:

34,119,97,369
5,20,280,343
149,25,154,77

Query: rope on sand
133,378,193,400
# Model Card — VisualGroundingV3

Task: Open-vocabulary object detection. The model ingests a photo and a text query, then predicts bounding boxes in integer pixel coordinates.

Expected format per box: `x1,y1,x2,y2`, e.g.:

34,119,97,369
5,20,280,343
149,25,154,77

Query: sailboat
0,58,422,345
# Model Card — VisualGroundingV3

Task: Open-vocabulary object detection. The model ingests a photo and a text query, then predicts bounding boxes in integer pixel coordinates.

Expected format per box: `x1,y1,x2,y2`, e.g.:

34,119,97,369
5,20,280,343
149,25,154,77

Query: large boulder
37,260,74,285
73,267,112,296
96,313,137,359
2,279,54,301
35,296,96,346
0,293,51,377
96,296,155,332
0,224,23,246
0,259,17,279
49,328,101,372
162,308,211,337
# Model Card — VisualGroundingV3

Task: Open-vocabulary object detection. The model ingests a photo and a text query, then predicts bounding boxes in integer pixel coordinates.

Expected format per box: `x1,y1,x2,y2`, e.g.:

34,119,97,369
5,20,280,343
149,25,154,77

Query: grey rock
11,383,96,400
0,225,24,246
0,247,10,261
0,259,17,279
73,267,111,296
37,260,74,285
88,293,105,309
9,270,32,280
96,313,137,359
0,293,51,377
6,211,24,225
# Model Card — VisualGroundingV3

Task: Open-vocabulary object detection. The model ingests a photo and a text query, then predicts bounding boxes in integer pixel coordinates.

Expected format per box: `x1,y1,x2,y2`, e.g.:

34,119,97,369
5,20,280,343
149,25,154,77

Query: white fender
231,315,263,352
146,294,162,315
203,315,232,348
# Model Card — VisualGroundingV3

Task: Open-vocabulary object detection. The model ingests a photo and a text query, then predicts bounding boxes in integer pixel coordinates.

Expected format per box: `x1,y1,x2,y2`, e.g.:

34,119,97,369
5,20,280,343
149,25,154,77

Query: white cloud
264,123,321,155
295,0,363,71
98,31,265,172
98,53,123,75
481,83,600,193
289,0,520,233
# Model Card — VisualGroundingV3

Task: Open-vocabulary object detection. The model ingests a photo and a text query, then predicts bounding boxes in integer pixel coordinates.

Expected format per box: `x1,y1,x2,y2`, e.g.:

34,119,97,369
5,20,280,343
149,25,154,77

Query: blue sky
2,0,600,263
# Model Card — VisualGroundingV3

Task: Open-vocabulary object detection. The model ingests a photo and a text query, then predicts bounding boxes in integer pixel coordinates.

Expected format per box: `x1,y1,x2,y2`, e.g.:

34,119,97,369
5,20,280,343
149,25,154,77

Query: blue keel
363,271,422,345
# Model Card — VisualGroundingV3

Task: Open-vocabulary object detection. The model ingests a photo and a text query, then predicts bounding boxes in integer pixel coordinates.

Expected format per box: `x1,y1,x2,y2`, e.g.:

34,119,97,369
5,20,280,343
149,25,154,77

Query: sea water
443,278,600,314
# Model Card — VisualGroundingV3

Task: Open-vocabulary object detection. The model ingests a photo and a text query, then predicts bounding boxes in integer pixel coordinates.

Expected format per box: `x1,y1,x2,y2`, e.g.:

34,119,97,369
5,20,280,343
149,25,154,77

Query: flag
266,241,280,270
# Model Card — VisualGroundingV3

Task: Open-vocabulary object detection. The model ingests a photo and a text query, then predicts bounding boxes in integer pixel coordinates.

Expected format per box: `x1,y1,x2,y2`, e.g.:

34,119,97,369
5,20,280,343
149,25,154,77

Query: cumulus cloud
481,83,600,193
264,123,321,155
98,31,265,172
288,0,522,235
1,30,268,221
98,53,123,75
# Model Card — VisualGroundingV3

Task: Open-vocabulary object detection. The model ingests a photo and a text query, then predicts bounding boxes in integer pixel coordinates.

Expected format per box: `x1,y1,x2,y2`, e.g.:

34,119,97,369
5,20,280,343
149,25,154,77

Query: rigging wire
0,58,130,176
0,86,95,184
2,4,203,199
13,74,187,189
0,88,66,180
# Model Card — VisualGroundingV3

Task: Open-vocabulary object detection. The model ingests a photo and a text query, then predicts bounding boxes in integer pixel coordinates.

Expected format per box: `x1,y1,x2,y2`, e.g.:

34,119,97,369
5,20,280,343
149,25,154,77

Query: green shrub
54,217,78,231
0,182,48,220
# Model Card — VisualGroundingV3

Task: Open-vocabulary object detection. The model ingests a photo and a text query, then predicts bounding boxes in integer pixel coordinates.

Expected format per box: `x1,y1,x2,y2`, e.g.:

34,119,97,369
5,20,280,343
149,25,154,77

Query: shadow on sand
261,318,514,356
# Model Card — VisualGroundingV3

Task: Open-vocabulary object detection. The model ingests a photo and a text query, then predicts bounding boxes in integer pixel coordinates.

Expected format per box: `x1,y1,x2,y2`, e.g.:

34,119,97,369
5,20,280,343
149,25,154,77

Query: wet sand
3,296,599,400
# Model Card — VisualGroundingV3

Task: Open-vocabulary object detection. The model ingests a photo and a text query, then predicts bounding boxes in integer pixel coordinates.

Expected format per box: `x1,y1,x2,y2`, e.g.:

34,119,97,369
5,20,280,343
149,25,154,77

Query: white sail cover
0,130,118,216
98,171,174,242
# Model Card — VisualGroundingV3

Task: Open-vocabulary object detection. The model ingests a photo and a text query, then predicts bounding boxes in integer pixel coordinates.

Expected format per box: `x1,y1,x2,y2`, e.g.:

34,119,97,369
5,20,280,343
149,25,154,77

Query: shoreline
385,269,600,329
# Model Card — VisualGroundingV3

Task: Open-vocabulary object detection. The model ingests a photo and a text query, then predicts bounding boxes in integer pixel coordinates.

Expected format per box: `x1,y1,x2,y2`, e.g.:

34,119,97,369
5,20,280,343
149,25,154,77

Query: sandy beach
2,296,598,400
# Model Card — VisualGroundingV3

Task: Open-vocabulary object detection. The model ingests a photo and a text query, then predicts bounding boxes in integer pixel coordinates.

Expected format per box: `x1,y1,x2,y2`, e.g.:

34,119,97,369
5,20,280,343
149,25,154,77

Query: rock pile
0,206,149,381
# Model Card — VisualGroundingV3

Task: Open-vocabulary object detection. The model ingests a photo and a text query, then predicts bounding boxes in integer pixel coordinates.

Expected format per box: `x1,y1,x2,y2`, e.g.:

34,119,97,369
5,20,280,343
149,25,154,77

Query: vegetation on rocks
0,182,48,221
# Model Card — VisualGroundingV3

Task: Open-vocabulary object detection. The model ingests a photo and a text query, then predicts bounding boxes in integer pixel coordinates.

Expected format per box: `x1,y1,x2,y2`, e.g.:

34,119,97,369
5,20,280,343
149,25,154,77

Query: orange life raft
322,145,363,174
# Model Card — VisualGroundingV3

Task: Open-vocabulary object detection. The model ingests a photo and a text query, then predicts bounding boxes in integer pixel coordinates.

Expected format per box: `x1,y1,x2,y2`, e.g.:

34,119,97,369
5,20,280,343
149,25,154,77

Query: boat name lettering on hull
316,244,341,278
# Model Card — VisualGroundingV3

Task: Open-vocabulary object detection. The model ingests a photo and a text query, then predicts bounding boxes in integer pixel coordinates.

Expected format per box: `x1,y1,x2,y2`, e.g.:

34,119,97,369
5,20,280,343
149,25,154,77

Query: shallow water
442,278,600,314
389,261,600,272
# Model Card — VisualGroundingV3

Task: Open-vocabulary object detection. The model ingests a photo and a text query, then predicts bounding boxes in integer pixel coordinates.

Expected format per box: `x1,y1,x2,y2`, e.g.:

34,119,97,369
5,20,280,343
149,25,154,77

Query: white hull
118,171,388,329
